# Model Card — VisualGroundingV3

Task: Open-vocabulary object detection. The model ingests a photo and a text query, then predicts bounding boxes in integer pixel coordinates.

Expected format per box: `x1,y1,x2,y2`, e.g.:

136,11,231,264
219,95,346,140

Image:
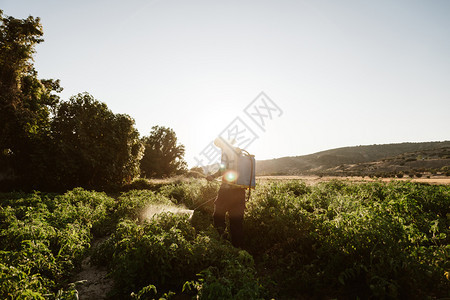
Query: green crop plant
1,180,448,299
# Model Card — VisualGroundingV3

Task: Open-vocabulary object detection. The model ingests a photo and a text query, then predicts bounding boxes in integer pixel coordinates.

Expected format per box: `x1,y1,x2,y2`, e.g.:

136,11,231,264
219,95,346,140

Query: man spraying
206,137,255,248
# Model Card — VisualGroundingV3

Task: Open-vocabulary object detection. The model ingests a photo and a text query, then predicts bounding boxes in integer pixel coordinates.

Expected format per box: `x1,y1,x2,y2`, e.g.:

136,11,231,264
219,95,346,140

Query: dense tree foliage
0,11,186,191
50,93,144,189
0,10,62,188
140,126,187,178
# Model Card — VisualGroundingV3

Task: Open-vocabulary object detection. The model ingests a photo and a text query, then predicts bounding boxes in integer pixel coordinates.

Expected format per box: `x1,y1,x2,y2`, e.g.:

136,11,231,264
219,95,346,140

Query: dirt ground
256,175,450,185
72,238,113,300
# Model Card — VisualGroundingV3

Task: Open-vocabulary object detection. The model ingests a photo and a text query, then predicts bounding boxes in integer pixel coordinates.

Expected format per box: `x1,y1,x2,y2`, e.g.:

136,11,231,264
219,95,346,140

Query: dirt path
257,175,450,185
72,238,113,300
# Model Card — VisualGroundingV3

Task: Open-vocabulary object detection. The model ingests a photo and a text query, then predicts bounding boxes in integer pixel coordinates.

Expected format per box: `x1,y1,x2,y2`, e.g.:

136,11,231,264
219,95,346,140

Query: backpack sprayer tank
234,150,255,188
215,138,255,190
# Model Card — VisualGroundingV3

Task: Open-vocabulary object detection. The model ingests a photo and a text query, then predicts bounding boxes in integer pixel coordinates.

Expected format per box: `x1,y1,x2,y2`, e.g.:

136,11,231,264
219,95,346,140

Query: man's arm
206,169,222,181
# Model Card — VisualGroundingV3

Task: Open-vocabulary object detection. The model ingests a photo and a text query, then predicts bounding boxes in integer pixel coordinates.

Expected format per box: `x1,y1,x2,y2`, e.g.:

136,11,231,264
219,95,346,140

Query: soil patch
72,238,113,300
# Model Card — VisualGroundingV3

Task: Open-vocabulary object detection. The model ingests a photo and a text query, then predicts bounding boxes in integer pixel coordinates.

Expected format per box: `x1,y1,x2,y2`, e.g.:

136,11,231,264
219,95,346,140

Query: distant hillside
256,141,450,176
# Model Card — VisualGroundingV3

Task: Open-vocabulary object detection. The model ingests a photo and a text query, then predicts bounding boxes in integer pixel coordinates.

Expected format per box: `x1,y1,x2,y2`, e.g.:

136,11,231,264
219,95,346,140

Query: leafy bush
0,189,115,298
121,178,165,192
244,180,450,299
114,189,173,222
1,180,448,299
93,214,263,299
159,179,219,212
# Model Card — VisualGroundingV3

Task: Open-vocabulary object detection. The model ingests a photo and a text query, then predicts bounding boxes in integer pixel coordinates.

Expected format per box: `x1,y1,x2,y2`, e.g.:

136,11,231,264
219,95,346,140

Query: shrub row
244,180,449,298
1,179,449,299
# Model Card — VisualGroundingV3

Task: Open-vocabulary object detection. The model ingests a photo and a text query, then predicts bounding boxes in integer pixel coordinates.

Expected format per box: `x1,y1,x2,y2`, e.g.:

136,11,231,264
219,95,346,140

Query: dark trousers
213,186,246,248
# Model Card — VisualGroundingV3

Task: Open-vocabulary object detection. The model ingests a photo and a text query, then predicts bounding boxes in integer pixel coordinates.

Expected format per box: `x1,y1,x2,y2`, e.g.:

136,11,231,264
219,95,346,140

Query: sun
224,170,238,183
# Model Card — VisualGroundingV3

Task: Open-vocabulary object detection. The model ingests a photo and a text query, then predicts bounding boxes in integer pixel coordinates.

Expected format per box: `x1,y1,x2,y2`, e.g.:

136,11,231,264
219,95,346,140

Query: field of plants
1,179,449,299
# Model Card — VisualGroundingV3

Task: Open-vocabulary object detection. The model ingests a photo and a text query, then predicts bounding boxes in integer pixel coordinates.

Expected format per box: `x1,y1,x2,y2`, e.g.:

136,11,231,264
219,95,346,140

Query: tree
0,11,62,189
51,93,143,189
140,126,187,178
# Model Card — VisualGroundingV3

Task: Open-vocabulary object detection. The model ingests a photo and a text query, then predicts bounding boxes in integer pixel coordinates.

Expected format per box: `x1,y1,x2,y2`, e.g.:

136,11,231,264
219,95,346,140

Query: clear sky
2,0,449,167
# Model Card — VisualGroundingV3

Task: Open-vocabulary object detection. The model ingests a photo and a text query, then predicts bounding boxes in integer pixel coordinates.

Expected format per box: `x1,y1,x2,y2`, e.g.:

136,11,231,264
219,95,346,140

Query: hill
256,141,450,177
